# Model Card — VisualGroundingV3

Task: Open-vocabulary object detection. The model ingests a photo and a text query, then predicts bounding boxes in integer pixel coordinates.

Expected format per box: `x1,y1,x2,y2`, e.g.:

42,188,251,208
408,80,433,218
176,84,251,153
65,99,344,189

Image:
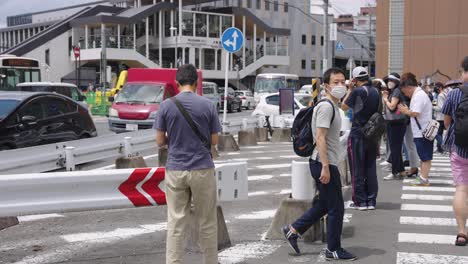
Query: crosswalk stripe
429,168,452,172
256,163,291,169
401,194,452,201
399,216,466,226
248,175,274,181
402,186,455,192
396,252,468,264
398,233,454,245
403,179,453,185
401,204,452,212
428,173,453,177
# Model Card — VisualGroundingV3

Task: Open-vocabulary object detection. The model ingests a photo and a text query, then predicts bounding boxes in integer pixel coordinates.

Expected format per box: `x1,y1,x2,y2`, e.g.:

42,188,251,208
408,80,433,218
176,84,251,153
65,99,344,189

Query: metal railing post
65,146,76,171
124,137,133,158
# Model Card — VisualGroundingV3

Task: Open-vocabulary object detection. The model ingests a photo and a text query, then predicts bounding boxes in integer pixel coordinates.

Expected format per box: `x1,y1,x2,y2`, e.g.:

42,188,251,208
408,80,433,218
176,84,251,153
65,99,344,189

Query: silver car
235,90,256,110
202,82,220,112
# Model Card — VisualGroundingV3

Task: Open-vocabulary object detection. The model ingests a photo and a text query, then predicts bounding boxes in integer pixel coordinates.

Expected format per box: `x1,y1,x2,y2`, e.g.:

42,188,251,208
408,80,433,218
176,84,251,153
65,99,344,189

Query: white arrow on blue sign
221,27,244,53
336,41,345,51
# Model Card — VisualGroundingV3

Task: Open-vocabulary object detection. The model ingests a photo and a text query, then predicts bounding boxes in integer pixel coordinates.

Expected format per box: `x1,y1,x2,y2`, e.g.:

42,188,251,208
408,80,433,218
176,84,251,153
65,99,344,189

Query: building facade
376,0,468,82
0,0,370,89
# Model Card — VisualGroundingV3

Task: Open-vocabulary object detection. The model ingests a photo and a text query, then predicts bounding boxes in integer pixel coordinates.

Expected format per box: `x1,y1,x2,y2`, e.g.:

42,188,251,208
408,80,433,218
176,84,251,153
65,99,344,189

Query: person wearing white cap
342,66,381,211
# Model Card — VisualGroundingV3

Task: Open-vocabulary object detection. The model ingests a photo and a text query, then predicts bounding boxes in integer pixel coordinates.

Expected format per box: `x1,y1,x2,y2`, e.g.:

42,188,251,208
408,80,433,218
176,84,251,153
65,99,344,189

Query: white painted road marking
400,216,467,226
235,209,276,220
398,233,454,245
18,214,64,222
401,204,452,212
248,191,269,197
402,186,455,192
248,175,273,181
396,252,468,264
219,241,281,264
403,179,453,185
256,163,291,169
401,194,453,201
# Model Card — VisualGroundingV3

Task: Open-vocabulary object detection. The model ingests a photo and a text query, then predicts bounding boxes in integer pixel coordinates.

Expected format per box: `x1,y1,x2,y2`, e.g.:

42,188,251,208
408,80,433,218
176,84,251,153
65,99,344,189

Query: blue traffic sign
221,27,244,53
336,41,345,51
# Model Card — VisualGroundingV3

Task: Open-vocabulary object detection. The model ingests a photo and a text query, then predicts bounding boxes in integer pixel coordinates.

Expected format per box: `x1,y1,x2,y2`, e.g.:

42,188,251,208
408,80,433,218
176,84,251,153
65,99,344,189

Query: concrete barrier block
0,217,19,231
254,127,269,142
115,156,148,169
264,198,321,242
218,134,239,152
238,131,257,146
158,147,168,167
186,206,231,252
271,128,291,143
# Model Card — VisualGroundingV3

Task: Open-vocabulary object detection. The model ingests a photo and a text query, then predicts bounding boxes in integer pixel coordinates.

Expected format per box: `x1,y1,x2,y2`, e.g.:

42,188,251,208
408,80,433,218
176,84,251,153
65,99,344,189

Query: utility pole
322,0,329,76
368,6,373,76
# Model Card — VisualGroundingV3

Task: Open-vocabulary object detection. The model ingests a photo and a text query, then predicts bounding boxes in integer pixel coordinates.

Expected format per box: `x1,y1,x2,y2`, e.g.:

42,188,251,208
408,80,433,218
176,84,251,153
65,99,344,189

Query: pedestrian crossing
396,153,468,264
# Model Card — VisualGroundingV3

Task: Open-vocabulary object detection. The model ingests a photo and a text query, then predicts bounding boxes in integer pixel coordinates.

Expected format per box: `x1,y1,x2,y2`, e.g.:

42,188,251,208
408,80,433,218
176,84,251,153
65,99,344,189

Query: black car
218,87,242,113
0,92,97,150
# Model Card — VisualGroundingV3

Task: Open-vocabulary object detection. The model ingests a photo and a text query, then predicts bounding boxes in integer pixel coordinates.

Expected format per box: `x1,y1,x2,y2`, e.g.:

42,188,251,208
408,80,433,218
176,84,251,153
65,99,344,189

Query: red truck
108,68,203,133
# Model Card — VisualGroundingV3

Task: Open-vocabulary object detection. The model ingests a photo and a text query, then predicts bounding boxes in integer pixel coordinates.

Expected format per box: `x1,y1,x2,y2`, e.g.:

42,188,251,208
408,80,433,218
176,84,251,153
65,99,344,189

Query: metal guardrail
0,162,248,217
0,130,156,175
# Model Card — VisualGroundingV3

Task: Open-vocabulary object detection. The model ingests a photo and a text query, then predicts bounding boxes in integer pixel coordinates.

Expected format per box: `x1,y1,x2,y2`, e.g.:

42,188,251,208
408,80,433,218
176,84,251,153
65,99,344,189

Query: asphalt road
1,143,465,264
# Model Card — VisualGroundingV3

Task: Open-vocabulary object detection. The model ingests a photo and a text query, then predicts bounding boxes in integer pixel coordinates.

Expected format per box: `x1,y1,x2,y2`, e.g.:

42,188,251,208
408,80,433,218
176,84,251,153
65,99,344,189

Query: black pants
387,122,407,174
291,160,344,252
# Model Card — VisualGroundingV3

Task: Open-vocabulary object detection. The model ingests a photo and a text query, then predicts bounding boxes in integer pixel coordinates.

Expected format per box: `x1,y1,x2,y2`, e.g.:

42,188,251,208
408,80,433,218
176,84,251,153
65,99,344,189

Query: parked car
299,84,313,94
218,87,242,113
235,90,256,109
202,81,220,112
15,82,87,107
251,93,312,117
0,91,97,150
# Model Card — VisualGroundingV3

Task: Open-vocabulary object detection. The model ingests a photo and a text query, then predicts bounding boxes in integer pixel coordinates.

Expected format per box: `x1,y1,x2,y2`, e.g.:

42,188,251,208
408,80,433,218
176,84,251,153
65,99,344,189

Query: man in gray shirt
282,68,356,261
154,64,221,264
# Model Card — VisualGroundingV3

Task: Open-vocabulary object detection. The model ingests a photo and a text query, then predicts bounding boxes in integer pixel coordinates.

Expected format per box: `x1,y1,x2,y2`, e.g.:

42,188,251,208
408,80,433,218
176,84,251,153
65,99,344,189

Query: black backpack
454,85,468,148
292,99,335,157
362,87,387,142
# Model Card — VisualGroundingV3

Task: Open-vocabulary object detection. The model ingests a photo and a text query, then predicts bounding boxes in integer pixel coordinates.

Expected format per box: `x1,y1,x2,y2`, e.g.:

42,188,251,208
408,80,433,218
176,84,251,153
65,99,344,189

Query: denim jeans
291,160,344,252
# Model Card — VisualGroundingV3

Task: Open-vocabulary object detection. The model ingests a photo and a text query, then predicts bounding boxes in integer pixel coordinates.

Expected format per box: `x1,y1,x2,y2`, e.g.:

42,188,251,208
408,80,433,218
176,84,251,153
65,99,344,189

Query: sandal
455,233,467,246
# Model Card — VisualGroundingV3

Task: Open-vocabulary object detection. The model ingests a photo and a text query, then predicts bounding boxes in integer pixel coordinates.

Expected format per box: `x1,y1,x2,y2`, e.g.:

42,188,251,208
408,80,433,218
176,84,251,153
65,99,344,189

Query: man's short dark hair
176,64,198,86
400,72,418,88
461,56,468,72
323,67,346,84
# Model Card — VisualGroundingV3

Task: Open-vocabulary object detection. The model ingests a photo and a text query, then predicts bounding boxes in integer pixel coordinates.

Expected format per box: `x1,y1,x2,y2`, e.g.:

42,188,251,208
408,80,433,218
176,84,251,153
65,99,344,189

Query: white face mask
330,85,347,99
388,82,396,89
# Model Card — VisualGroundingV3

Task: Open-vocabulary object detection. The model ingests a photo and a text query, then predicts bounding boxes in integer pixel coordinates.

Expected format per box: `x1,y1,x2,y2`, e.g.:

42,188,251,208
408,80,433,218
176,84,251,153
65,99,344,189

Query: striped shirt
441,87,468,158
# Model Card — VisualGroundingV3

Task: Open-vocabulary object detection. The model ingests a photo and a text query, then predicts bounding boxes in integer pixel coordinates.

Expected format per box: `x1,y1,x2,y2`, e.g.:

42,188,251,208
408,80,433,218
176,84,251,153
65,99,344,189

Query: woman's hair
400,72,418,88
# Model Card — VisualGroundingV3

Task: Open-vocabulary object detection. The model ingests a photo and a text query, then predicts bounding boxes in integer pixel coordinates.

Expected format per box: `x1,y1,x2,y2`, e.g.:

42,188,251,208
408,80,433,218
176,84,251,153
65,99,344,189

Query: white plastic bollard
242,118,248,131
291,160,316,200
65,146,75,171
124,137,133,158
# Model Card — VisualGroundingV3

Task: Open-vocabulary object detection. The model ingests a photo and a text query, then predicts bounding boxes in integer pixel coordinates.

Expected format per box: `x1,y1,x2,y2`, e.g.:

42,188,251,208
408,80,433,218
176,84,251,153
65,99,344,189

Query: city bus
253,73,300,103
0,55,41,91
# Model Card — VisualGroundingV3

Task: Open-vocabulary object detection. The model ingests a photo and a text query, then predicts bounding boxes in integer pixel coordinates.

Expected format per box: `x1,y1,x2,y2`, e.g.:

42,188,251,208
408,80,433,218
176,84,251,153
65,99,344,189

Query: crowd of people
153,57,468,263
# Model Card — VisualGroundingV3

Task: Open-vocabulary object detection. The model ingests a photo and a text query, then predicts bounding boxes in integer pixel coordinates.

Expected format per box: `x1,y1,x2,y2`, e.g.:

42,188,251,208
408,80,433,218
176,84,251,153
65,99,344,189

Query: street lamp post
170,27,178,67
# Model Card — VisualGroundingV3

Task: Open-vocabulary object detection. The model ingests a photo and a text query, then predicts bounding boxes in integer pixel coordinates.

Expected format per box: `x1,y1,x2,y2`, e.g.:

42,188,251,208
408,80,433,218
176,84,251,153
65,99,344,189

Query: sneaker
382,165,392,172
282,225,300,254
367,205,376,210
348,202,367,211
379,160,390,166
411,176,430,186
325,248,357,261
383,174,403,181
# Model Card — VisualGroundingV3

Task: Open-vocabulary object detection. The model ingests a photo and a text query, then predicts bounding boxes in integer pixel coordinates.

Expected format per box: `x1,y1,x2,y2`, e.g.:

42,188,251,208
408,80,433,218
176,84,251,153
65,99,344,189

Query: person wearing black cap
382,73,409,180
342,66,380,211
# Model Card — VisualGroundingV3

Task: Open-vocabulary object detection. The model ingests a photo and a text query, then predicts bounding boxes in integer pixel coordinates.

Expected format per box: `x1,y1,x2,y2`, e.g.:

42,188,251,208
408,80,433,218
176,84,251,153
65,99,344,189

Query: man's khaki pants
165,168,218,264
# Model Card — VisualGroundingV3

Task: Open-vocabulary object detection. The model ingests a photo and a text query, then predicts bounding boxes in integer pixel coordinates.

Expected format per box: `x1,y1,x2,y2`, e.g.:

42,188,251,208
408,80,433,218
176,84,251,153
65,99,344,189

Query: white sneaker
348,202,367,211
383,174,403,181
379,161,390,166
367,205,376,210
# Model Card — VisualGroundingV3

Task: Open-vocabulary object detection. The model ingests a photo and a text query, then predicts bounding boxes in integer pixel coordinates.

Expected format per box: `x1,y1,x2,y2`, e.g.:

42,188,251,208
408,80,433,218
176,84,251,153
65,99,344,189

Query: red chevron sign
118,168,166,206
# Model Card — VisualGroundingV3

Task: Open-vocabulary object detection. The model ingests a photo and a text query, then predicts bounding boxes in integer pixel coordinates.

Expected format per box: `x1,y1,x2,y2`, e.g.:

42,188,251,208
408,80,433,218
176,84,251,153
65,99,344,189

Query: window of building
312,35,316,45
45,49,50,66
237,0,242,7
274,1,278,11
320,36,324,46
224,0,229,6
302,35,306,45
284,2,289,12
311,60,316,70
265,0,270,10
301,60,306,69
247,0,252,8
256,0,261,9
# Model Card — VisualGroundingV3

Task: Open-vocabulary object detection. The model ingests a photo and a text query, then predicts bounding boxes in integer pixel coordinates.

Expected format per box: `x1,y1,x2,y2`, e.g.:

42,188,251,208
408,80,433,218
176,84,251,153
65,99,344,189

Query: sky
0,0,376,28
